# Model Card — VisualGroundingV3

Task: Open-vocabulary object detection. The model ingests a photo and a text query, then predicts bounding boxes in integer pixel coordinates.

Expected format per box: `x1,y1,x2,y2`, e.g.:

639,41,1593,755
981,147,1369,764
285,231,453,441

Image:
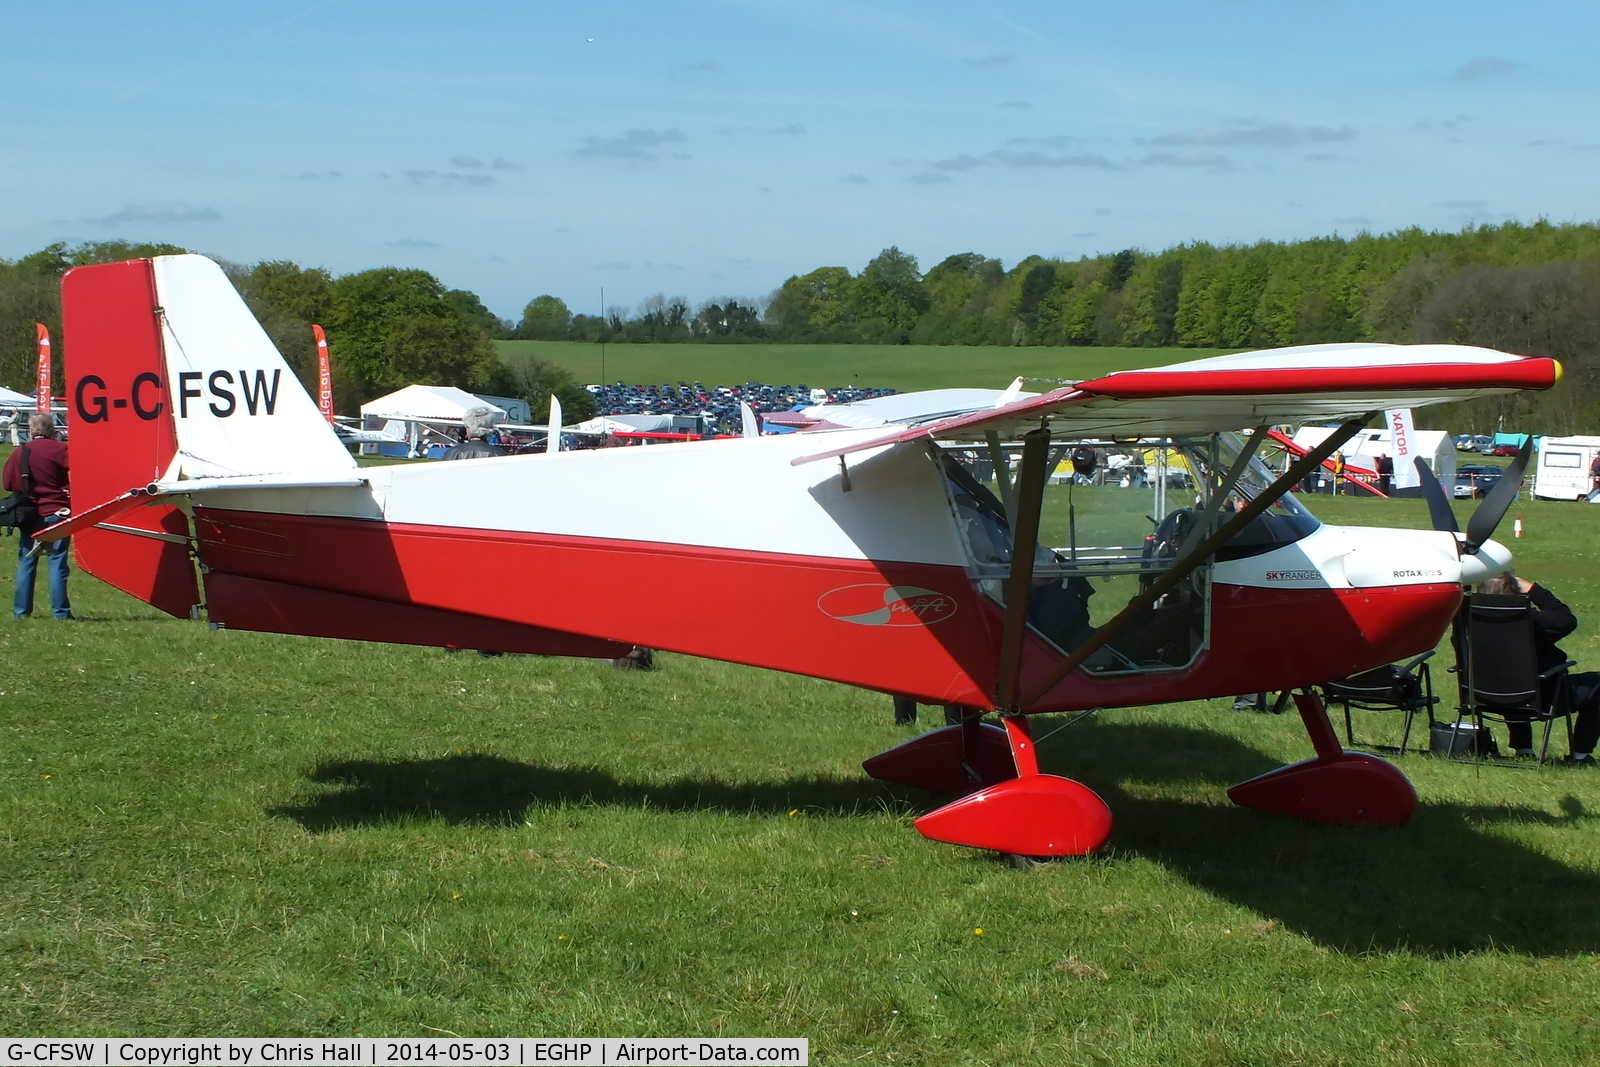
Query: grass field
496,341,1199,393
4,459,1600,1061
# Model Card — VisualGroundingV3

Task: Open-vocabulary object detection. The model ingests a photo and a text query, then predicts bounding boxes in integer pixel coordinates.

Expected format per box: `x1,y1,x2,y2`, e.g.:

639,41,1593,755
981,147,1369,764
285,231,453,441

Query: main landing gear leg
1228,690,1417,825
879,713,1112,858
862,707,1014,795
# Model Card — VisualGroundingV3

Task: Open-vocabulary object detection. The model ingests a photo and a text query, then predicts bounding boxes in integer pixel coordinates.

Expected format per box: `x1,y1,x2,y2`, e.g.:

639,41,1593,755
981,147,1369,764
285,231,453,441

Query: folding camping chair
1321,650,1439,755
1449,593,1577,765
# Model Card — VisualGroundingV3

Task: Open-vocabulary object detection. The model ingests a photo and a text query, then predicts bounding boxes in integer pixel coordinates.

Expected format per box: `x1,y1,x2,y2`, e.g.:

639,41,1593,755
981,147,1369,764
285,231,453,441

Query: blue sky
2,1,1596,320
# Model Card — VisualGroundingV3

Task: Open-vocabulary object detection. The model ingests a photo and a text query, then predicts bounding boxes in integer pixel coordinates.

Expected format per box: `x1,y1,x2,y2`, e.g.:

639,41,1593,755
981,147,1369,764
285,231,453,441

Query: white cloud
1142,149,1233,168
933,153,986,171
1453,56,1519,80
578,127,689,160
92,203,221,225
990,149,1117,169
1147,124,1355,147
403,169,495,187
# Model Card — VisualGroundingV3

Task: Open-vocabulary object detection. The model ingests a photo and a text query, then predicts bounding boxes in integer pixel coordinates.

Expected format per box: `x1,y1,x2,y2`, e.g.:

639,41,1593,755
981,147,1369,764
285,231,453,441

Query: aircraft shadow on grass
1040,719,1600,958
272,755,910,831
273,719,1600,958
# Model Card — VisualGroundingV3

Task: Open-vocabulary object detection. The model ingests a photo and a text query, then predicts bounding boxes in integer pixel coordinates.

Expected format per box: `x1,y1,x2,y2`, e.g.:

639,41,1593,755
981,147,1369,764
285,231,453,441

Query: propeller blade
1414,456,1458,534
1465,438,1533,552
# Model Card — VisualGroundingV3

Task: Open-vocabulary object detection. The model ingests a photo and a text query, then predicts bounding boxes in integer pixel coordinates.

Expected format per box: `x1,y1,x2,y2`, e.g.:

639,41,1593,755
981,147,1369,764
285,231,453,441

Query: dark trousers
1507,673,1600,754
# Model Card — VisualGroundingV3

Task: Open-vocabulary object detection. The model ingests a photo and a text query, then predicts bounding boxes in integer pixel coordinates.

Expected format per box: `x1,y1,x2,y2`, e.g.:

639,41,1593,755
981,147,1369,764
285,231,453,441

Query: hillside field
3,446,1600,1063
495,341,1199,393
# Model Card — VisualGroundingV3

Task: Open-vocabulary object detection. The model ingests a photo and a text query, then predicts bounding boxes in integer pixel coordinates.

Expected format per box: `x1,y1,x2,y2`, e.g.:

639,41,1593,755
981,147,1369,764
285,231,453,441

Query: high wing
793,344,1560,465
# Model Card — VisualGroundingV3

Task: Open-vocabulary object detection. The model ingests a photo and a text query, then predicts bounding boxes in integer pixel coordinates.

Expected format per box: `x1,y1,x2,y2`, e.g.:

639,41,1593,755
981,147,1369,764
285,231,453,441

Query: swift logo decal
818,584,959,627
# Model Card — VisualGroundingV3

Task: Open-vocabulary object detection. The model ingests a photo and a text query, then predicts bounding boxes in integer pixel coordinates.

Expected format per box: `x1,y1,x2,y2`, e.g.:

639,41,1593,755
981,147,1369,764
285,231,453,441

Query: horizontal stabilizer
35,474,371,543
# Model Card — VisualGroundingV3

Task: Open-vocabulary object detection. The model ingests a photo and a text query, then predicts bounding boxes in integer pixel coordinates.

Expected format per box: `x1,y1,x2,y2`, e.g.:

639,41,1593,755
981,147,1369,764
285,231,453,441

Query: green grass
3,471,1600,1060
496,341,1198,393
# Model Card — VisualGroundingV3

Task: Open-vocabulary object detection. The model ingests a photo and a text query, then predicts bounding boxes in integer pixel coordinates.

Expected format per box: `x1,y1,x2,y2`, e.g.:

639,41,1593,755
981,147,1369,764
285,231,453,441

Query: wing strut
985,431,1015,523
994,427,1051,710
1018,415,1374,709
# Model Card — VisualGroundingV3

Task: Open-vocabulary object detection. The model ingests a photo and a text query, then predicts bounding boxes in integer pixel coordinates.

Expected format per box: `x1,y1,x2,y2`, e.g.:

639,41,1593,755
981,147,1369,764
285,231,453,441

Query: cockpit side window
942,454,1012,569
938,446,1207,675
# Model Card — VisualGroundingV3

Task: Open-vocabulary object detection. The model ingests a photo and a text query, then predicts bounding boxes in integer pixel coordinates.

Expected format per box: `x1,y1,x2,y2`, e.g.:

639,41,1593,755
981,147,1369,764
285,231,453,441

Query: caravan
1533,435,1600,501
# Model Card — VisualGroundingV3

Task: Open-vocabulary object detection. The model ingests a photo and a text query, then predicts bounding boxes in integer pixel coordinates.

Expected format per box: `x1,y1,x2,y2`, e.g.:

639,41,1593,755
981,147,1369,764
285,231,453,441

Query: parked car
1453,464,1505,499
1454,434,1492,452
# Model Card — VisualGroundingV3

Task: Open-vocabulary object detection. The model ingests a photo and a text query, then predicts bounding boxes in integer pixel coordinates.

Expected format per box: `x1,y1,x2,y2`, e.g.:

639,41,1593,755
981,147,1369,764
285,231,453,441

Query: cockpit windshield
1202,432,1322,561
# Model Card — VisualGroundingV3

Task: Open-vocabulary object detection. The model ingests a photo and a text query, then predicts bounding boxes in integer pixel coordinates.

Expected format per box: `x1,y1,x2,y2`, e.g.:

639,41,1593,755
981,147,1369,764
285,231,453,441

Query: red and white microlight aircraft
45,255,1559,860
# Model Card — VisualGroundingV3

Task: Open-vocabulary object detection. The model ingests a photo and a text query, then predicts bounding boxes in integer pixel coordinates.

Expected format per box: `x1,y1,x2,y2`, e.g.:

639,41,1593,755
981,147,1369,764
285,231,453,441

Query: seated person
1478,572,1599,763
1027,573,1096,653
942,456,1100,655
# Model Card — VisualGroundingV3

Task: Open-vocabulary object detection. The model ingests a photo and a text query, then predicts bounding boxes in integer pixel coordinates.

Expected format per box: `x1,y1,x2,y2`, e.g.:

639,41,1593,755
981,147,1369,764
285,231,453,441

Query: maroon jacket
3,438,70,515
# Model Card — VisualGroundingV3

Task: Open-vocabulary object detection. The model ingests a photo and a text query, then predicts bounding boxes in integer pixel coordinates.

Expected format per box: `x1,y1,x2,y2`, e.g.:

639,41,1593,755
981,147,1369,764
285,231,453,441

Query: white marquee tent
1291,425,1457,481
359,385,508,427
358,385,510,456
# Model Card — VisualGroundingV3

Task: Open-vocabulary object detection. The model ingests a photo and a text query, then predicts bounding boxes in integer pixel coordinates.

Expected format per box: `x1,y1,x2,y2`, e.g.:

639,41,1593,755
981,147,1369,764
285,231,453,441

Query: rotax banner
1385,407,1420,490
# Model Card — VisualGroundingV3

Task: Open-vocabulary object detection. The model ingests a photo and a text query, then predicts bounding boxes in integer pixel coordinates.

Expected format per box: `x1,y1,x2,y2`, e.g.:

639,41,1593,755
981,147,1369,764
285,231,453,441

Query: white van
1533,435,1600,501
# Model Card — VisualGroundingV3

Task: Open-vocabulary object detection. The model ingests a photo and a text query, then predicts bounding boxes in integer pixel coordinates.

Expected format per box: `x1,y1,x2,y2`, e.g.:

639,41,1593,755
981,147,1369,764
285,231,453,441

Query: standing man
4,413,72,620
1374,452,1394,495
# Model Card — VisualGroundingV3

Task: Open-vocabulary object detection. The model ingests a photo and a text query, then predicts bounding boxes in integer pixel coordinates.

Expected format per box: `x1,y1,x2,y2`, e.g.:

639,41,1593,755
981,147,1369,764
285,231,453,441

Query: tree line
5,221,1600,432
509,221,1600,431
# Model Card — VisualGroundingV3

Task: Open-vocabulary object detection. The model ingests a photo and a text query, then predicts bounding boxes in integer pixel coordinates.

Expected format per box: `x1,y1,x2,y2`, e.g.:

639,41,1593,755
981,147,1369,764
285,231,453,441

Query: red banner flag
311,323,335,423
35,323,51,413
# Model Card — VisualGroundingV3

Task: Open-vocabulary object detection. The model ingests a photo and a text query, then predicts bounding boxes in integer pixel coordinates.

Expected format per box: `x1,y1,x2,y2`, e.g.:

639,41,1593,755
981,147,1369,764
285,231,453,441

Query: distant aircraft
46,255,1557,861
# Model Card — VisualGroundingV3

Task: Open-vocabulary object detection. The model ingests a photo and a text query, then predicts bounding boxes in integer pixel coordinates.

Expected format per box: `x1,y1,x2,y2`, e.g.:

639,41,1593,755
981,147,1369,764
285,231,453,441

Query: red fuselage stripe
191,508,1462,712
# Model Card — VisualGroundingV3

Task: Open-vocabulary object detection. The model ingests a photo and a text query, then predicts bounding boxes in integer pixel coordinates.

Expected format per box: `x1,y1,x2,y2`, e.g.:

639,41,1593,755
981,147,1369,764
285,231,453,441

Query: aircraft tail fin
60,254,356,616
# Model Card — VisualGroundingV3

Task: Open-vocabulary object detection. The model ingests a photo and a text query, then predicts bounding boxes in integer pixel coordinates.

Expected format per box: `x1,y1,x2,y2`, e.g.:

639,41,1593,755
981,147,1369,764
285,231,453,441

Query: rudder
61,259,198,617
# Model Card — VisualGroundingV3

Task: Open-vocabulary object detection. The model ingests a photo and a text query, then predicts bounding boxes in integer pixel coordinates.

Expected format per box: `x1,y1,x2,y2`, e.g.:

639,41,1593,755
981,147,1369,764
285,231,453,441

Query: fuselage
166,428,1487,713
